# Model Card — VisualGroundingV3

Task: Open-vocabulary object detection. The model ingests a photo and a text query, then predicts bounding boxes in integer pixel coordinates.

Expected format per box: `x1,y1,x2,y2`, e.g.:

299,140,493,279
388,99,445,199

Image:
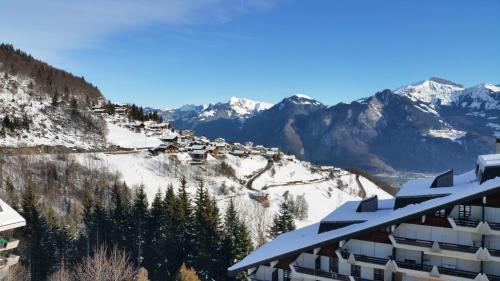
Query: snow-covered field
74,151,391,228
106,122,162,148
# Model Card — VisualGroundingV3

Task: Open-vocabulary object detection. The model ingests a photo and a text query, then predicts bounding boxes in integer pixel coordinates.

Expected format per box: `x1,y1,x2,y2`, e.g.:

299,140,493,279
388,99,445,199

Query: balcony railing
395,260,432,272
489,221,500,231
394,236,433,247
353,254,389,265
293,265,350,281
438,241,478,253
437,266,478,279
453,218,481,228
487,273,500,281
394,236,478,253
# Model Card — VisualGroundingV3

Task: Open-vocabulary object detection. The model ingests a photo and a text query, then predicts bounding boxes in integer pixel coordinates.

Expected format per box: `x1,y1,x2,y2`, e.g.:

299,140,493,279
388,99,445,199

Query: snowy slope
106,121,162,148
74,151,391,228
0,72,106,149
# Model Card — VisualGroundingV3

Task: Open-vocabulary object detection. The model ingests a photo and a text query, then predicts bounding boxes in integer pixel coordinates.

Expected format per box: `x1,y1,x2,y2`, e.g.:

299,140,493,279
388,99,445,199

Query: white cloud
0,0,280,64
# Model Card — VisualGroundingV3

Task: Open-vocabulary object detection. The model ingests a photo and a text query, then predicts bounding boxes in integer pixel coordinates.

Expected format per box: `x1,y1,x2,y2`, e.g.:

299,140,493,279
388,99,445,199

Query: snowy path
245,160,274,190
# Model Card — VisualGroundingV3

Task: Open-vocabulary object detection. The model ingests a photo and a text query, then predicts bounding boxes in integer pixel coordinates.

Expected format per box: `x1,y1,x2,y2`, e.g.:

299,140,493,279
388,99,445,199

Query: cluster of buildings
152,131,281,162
230,140,500,281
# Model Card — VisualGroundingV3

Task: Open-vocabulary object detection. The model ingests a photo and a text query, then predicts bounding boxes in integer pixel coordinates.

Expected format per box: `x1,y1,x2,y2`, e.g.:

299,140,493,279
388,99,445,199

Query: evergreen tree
221,199,253,281
268,198,296,239
20,185,59,281
173,176,194,271
130,184,149,266
164,184,178,278
192,180,223,281
110,182,130,248
144,190,167,280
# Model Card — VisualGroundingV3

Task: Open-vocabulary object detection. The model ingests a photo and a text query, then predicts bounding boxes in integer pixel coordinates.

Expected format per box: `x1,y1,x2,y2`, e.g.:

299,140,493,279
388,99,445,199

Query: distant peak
282,94,323,106
293,93,313,100
428,77,463,88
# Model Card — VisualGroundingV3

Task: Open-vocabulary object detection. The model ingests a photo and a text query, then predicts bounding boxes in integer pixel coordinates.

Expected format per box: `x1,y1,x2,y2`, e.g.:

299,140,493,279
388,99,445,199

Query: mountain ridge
167,78,499,174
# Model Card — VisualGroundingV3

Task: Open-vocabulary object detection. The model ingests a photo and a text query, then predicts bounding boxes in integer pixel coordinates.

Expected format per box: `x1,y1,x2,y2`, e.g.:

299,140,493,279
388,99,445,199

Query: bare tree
48,265,72,281
6,263,29,281
176,263,200,281
237,199,272,247
73,245,135,281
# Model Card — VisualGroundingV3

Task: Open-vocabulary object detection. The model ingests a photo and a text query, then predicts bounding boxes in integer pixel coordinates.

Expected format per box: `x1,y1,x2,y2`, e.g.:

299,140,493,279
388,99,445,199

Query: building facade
229,153,500,281
0,198,26,279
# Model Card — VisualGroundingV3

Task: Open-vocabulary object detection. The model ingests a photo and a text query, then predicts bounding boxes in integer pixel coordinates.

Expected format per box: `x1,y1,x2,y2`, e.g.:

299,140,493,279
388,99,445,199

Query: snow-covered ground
106,122,162,148
74,151,391,228
0,72,106,148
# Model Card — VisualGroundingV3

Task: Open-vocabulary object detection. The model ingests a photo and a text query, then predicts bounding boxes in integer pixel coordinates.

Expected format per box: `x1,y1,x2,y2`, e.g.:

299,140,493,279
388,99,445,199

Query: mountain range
163,78,500,174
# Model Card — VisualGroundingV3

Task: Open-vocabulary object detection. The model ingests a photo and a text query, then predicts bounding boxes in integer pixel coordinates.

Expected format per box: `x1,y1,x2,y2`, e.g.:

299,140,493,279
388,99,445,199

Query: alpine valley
165,78,500,174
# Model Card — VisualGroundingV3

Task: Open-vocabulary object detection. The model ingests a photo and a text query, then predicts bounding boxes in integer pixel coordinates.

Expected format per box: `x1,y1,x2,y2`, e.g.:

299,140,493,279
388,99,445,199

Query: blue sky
1,0,499,108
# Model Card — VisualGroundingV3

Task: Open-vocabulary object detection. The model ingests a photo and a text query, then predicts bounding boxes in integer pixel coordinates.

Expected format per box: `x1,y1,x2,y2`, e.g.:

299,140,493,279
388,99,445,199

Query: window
374,268,384,281
434,209,446,218
329,257,338,273
458,205,471,219
351,264,361,277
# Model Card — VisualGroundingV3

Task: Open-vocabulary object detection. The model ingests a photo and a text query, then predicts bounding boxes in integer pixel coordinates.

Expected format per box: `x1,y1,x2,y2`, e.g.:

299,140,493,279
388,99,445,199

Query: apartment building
229,152,500,281
0,198,26,279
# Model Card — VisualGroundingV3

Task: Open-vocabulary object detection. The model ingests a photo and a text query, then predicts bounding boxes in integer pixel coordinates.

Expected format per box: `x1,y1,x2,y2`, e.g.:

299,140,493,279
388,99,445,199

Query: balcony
395,260,432,272
293,265,350,281
487,273,500,281
454,218,481,228
0,237,19,252
352,254,389,265
391,235,479,259
437,266,478,280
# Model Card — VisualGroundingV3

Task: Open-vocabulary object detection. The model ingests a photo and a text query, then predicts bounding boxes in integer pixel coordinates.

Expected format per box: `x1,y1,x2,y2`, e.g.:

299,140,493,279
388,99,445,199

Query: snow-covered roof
478,154,500,168
0,198,26,232
228,166,500,274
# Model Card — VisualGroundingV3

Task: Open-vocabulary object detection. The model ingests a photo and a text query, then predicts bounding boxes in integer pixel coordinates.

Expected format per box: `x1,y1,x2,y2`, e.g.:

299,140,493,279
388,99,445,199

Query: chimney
497,137,500,154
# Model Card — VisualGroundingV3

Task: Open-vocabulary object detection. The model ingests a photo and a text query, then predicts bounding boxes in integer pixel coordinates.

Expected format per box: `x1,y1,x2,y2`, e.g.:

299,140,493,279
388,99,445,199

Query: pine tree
221,199,253,281
269,198,296,239
192,180,223,280
110,182,130,248
144,190,167,280
164,184,178,278
130,184,149,266
20,185,59,281
173,176,194,272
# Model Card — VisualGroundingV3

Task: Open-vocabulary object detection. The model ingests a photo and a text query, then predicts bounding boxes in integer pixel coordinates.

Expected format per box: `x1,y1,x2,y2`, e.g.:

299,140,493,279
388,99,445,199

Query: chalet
160,131,179,143
0,198,26,276
164,144,178,153
207,146,219,157
125,121,143,133
190,150,208,161
181,130,195,139
230,149,249,157
188,144,207,152
230,152,500,281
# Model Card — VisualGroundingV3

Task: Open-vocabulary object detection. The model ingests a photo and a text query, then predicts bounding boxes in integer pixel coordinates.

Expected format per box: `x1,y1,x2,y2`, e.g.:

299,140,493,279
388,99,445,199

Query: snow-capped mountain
197,97,272,121
171,78,500,174
394,77,464,105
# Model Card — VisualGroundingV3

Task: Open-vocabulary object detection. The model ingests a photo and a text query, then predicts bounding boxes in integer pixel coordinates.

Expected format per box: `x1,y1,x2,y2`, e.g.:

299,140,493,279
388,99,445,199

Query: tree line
14,176,254,281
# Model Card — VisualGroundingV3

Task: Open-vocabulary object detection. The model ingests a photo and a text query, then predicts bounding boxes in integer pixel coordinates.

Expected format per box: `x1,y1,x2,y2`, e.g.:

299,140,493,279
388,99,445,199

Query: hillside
0,44,107,149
